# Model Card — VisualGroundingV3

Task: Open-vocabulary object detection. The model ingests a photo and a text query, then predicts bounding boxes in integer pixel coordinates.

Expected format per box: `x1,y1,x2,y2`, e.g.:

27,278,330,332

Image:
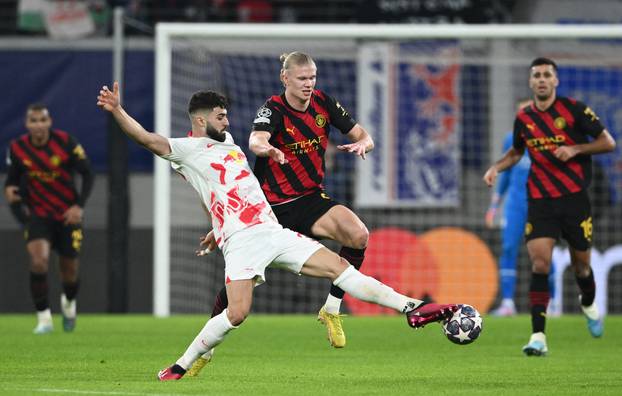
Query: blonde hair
280,52,315,85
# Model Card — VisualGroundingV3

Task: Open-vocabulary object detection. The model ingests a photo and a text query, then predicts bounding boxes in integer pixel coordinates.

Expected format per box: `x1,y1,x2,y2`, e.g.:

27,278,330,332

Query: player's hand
553,145,579,162
337,141,368,159
267,147,288,164
485,208,496,228
483,166,498,187
196,230,217,256
97,81,121,112
63,205,83,225
4,186,21,203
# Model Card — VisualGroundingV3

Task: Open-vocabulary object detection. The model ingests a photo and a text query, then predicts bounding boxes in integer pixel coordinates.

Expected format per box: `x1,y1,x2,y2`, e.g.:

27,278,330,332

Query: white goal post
154,23,622,317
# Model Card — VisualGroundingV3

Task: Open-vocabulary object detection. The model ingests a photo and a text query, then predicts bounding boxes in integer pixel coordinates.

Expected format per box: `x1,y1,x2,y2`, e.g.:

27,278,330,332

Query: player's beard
535,93,551,101
206,124,226,142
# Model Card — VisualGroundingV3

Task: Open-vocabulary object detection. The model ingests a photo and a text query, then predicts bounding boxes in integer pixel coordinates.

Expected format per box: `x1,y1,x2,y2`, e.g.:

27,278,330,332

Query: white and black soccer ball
442,304,483,345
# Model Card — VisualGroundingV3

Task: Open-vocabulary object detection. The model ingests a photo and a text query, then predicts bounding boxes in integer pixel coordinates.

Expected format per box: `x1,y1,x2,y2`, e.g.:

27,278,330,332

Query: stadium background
0,0,621,317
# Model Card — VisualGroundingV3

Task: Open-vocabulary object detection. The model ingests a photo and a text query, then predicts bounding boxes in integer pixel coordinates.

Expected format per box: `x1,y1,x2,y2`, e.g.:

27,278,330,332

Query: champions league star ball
442,304,483,345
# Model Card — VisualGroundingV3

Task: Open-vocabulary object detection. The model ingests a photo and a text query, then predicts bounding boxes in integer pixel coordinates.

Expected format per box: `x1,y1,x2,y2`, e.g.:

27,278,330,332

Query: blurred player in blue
486,99,558,317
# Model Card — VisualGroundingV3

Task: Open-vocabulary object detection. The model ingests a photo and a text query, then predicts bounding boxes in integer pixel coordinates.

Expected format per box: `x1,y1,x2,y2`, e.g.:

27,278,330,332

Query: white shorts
222,222,323,286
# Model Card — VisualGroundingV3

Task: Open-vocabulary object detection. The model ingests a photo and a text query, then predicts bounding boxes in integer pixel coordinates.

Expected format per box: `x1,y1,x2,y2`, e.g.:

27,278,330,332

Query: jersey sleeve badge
253,107,272,124
73,144,87,160
315,114,327,127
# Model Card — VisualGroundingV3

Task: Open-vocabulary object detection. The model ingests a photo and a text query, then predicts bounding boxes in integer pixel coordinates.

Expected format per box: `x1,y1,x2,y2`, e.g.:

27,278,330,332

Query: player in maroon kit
187,51,375,375
217,51,371,344
483,58,616,356
4,104,94,334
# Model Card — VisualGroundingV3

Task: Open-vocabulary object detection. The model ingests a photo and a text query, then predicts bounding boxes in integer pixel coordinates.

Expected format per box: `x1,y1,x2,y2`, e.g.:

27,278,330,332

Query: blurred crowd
0,0,518,36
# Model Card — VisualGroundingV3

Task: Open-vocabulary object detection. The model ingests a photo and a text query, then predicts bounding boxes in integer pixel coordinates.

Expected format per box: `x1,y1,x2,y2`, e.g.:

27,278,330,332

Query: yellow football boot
317,307,346,348
186,351,212,377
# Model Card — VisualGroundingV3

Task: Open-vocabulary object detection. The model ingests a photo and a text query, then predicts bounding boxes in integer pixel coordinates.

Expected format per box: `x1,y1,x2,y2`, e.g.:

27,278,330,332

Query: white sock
37,308,52,325
176,309,237,370
501,298,515,309
323,294,342,314
61,294,76,319
581,300,600,321
530,332,546,344
333,266,422,313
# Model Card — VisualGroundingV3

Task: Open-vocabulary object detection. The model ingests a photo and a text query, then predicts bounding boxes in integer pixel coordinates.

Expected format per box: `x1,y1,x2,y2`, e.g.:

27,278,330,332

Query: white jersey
161,132,278,247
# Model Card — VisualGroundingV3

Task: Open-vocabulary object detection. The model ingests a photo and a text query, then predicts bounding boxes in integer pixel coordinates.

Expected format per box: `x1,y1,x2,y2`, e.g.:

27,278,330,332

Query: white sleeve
160,137,196,175
161,137,193,163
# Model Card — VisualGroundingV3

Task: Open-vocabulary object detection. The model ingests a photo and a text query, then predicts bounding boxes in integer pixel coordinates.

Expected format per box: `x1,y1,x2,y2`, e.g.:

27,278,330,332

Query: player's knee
348,226,369,249
29,257,48,272
330,257,350,280
226,306,250,326
530,257,550,273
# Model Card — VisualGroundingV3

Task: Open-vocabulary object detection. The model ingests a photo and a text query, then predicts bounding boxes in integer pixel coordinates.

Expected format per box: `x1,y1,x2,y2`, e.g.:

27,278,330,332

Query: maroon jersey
513,97,605,199
251,90,356,204
5,129,93,221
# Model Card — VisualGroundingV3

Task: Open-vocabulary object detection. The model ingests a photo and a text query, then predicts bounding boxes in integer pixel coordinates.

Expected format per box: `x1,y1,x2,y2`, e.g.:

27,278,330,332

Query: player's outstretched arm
485,192,501,228
339,124,374,159
97,82,171,156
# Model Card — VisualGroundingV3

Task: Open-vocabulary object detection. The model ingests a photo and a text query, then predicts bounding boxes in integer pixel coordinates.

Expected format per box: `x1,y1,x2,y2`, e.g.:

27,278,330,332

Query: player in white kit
97,82,459,381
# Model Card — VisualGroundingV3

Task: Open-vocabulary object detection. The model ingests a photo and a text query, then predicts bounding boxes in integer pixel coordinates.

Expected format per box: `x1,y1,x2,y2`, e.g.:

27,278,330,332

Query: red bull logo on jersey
223,150,246,164
526,135,566,151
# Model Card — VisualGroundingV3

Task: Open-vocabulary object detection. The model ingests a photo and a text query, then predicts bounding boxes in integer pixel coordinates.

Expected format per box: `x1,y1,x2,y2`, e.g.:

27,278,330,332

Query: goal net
154,24,622,317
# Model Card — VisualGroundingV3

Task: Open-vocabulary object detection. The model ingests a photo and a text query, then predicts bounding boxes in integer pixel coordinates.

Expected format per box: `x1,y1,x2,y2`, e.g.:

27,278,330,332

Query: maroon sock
30,272,49,311
529,273,550,334
576,269,596,306
211,286,228,318
62,280,80,301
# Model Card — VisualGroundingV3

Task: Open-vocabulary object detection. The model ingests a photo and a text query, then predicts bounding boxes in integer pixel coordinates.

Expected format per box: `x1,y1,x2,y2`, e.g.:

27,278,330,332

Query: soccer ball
442,304,483,345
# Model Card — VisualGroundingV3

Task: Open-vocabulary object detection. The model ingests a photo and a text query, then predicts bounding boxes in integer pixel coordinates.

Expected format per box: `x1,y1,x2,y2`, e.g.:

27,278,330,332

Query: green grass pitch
0,314,621,395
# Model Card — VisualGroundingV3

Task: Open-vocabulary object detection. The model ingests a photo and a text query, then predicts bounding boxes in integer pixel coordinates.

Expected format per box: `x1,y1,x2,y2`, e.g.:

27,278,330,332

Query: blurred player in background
4,104,94,334
483,57,616,356
96,82,457,381
485,98,558,317
204,51,374,356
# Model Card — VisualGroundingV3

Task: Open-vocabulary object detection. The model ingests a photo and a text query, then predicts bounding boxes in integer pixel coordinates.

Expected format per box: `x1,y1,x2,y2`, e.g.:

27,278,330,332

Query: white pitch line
8,388,186,396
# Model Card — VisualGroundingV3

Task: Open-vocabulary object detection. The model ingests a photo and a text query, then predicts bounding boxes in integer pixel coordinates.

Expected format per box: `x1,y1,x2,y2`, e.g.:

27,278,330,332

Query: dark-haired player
96,81,458,381
483,57,616,356
4,104,94,334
